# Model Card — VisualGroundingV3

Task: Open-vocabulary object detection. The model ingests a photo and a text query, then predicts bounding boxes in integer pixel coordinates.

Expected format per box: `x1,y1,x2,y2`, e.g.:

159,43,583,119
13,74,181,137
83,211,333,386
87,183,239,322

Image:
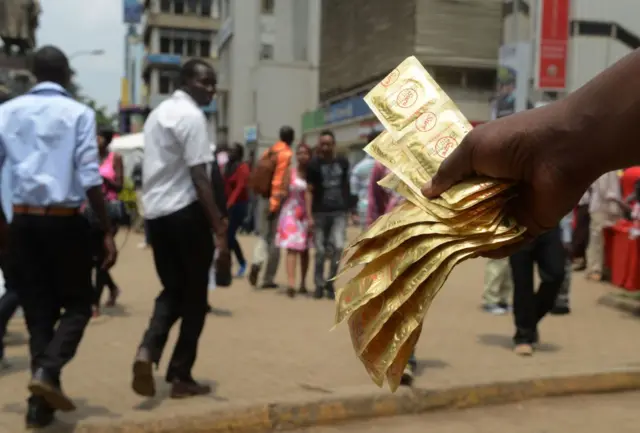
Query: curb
598,292,640,316
74,370,640,433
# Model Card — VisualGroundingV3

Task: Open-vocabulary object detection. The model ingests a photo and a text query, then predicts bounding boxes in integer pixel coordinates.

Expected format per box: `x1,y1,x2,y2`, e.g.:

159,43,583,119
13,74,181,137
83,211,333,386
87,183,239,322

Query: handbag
215,250,232,287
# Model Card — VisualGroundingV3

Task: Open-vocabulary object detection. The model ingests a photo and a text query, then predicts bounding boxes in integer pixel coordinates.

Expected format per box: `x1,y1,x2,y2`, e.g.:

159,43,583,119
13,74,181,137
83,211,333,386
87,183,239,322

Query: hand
102,232,118,270
422,102,595,258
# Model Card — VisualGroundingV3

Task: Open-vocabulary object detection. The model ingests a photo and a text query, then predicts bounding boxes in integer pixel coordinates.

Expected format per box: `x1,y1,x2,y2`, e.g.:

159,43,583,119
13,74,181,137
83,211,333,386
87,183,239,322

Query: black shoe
248,264,260,287
28,368,75,412
400,365,415,387
286,287,296,298
550,305,571,315
261,282,279,289
25,396,55,429
132,347,156,397
325,283,335,300
313,287,324,299
299,286,308,295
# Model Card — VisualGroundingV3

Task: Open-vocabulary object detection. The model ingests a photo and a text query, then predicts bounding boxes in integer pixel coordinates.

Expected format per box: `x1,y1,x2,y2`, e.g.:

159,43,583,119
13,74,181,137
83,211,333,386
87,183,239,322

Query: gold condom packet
335,235,461,327
340,222,465,274
365,56,505,205
386,323,423,391
347,201,437,250
358,225,525,385
350,222,515,357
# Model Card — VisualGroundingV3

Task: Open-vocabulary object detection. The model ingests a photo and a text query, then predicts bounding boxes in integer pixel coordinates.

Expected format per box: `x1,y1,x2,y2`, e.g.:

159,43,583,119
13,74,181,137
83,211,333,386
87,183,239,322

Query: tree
83,97,116,129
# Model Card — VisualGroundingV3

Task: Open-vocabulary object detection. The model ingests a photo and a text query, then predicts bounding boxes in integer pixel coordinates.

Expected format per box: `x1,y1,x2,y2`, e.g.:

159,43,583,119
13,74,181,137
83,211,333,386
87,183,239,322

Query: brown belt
13,205,79,217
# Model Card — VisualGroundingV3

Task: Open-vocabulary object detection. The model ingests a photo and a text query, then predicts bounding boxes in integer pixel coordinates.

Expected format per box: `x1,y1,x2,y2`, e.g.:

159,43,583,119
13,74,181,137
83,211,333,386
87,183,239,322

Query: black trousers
140,202,213,382
7,214,93,378
510,227,566,344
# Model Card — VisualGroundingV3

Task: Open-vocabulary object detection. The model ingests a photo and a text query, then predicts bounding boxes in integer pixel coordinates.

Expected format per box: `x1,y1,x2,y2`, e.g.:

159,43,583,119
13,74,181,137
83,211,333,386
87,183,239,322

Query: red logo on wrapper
434,137,456,158
396,88,417,108
381,69,399,87
415,112,437,132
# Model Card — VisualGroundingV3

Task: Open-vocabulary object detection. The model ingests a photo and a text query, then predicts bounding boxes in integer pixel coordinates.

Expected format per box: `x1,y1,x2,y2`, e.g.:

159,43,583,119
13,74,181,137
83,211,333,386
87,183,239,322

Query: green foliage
71,76,116,129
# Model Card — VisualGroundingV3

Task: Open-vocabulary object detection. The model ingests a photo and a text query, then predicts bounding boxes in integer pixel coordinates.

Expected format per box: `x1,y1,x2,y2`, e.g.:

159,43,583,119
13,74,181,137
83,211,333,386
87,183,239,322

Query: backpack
249,149,278,198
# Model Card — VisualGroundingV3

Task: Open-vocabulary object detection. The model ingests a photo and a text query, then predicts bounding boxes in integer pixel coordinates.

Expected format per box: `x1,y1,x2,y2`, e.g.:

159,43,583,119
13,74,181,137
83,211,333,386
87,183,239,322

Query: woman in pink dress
276,144,312,297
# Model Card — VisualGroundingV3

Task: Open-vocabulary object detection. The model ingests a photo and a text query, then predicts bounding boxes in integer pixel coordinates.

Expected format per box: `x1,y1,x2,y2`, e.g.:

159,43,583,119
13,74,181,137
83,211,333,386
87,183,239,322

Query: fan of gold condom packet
333,56,526,391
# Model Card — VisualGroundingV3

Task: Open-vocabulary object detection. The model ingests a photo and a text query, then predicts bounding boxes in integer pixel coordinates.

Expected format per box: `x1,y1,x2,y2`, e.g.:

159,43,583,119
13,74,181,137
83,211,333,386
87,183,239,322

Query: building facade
216,0,321,155
141,0,221,127
303,0,503,163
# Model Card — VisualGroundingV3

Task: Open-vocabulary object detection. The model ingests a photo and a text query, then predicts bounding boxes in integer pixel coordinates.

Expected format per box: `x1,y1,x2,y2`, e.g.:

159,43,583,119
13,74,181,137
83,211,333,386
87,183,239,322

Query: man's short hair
279,126,295,143
319,129,335,142
180,59,216,86
32,45,70,84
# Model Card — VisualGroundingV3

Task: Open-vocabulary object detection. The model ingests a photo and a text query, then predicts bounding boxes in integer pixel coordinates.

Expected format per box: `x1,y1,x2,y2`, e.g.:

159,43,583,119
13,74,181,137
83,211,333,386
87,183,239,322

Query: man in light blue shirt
0,46,116,428
349,130,379,230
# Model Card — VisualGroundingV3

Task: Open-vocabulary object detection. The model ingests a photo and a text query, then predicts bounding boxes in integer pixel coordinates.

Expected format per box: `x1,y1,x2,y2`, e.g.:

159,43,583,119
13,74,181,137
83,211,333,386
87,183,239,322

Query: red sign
536,0,570,90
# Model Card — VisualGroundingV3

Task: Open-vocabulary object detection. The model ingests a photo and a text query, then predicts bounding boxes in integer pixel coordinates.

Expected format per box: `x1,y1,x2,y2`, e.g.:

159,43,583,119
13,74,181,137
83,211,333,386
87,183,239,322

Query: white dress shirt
142,90,214,219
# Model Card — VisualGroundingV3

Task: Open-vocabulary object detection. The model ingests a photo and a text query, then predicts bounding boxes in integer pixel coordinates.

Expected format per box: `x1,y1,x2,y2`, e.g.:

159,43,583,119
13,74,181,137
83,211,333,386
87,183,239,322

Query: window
199,40,211,57
432,66,463,87
174,0,185,14
173,38,184,55
159,36,171,53
160,0,171,12
261,0,274,14
466,68,495,91
201,0,212,16
259,43,274,60
186,39,196,56
187,0,198,14
159,75,172,93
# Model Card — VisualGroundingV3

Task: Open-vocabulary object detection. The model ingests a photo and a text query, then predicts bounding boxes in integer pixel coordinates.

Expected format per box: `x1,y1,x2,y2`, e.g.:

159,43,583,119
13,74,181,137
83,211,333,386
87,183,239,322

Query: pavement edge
75,370,640,433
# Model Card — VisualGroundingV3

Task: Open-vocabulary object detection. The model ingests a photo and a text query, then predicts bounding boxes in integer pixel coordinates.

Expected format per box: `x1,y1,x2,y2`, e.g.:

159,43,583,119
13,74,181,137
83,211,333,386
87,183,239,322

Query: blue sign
146,54,182,65
123,0,143,24
244,125,257,142
324,96,372,124
201,99,217,113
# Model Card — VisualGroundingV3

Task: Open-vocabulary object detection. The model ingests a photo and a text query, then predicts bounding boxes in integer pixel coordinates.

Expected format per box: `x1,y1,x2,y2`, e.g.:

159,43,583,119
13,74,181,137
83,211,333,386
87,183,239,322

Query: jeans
510,227,566,344
228,201,248,266
313,212,347,292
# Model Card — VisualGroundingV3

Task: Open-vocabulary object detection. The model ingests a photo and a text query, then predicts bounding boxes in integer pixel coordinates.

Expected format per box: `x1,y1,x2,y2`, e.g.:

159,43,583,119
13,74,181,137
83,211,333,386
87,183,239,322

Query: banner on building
535,0,570,90
492,42,532,119
123,0,143,24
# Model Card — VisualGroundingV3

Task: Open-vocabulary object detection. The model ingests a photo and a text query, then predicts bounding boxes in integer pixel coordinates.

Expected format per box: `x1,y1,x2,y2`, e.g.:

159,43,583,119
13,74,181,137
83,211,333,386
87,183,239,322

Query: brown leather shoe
170,380,211,399
131,348,156,397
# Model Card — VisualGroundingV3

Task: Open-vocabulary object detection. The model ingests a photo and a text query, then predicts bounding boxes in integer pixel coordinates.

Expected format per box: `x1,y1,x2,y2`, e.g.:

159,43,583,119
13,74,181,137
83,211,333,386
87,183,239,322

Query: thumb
421,140,473,199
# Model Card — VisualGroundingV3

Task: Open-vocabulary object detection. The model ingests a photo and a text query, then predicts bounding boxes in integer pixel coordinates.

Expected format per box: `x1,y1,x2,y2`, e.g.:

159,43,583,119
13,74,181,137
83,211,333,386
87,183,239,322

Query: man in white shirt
132,59,227,399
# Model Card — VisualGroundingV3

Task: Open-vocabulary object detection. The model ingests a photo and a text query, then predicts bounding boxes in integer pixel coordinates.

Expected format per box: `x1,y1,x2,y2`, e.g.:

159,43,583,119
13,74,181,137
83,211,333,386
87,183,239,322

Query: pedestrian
509,227,566,356
306,130,351,299
481,258,512,315
224,143,250,277
132,59,228,399
350,130,379,231
585,171,623,281
276,143,313,297
551,213,574,315
571,189,591,270
0,45,117,428
248,126,294,288
92,127,124,315
367,160,416,385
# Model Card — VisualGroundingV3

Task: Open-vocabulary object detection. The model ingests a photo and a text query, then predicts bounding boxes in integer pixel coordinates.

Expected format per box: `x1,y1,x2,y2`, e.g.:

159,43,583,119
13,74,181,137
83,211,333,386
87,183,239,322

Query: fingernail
422,180,432,196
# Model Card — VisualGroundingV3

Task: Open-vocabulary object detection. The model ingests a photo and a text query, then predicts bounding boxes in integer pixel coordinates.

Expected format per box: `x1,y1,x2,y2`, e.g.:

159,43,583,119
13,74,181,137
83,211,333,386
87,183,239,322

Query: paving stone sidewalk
1,230,639,431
